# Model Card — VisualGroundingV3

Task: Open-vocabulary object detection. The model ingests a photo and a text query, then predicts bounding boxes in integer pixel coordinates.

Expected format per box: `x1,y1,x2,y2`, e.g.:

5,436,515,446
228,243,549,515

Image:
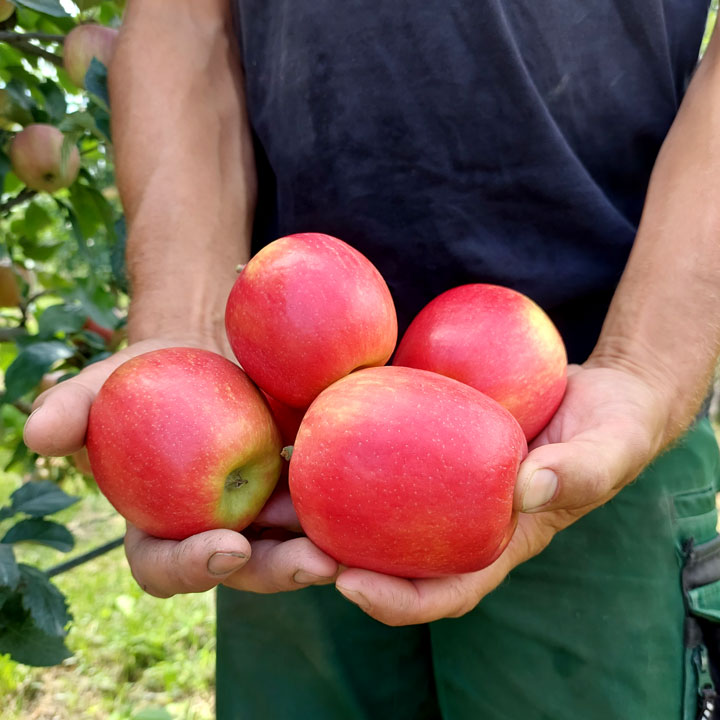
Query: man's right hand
23,339,340,598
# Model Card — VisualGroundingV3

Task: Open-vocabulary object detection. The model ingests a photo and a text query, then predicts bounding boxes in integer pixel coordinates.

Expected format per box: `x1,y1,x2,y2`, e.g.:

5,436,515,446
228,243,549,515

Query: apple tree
0,0,126,667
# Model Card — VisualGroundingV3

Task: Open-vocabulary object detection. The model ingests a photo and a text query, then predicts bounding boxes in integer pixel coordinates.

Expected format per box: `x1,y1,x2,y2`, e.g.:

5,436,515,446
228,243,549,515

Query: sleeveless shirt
231,1,709,361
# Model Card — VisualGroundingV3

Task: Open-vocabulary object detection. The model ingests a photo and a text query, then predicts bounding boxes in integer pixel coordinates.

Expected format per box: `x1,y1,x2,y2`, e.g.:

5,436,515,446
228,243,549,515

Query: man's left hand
335,363,672,625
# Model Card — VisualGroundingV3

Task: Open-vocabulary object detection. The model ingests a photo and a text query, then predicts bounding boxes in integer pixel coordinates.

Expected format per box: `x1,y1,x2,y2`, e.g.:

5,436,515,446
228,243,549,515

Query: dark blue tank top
231,1,709,361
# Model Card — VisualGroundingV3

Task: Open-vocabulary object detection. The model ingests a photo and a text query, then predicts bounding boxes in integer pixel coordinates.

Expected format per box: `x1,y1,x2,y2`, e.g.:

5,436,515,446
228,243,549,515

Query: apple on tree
288,365,527,578
225,232,398,408
63,23,119,89
86,347,284,540
9,124,80,193
393,284,567,440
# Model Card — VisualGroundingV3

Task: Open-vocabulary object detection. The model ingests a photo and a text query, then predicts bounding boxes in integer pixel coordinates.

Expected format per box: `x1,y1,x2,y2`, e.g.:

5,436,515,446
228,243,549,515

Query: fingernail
293,570,332,585
522,468,558,512
336,586,370,611
207,551,247,576
22,408,41,444
24,407,40,429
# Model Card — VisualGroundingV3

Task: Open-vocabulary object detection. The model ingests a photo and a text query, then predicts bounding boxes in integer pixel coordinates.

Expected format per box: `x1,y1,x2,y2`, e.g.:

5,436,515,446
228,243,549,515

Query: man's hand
334,363,671,626
23,340,339,598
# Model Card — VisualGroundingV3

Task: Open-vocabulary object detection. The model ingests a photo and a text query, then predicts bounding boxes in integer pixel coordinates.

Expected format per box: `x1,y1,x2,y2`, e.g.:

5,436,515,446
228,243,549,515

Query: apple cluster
6,24,118,193
86,233,567,578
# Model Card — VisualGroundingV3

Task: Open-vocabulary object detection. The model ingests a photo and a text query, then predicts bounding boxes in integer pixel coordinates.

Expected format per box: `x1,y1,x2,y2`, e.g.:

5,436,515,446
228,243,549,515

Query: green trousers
216,420,720,719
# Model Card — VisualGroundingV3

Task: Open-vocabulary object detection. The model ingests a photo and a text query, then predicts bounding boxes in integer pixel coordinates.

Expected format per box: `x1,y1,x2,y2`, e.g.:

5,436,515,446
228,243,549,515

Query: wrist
127,292,232,356
586,335,709,444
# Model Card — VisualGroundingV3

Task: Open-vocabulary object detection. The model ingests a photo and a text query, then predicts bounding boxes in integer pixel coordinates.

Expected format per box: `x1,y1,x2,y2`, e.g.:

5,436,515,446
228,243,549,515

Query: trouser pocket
683,533,720,720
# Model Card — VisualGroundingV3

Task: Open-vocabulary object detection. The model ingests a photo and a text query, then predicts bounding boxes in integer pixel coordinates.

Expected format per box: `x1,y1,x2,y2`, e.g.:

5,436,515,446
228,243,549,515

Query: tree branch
0,31,65,43
0,188,36,214
3,38,63,68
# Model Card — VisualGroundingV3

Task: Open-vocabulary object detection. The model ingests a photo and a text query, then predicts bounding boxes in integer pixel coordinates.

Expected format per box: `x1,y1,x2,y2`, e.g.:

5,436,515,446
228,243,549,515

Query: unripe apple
63,23,118,88
0,1,15,23
394,284,567,440
86,348,284,540
9,124,80,192
225,233,398,408
289,366,527,578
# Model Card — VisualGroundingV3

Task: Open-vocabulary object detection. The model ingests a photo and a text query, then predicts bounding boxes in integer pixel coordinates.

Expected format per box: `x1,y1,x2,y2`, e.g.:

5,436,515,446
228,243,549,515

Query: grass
0,473,216,720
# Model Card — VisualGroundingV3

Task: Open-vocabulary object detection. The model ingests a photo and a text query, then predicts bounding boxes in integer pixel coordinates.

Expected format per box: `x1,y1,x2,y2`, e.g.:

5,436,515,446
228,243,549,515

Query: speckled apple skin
393,284,567,441
289,366,527,578
225,233,398,408
86,348,283,540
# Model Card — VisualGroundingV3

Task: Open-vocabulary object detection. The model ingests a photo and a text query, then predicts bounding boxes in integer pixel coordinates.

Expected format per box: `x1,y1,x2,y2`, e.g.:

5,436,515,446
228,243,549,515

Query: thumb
23,356,127,456
514,433,643,513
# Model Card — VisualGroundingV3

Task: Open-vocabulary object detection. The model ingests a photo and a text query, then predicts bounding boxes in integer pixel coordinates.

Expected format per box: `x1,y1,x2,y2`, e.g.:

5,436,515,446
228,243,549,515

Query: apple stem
280,446,294,462
235,263,246,274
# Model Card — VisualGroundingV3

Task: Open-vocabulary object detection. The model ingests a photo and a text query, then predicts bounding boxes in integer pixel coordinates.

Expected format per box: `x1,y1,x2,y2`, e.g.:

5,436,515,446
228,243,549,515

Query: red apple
86,347,283,540
225,233,398,408
63,23,118,88
393,284,567,440
262,392,305,447
289,366,526,578
9,124,80,193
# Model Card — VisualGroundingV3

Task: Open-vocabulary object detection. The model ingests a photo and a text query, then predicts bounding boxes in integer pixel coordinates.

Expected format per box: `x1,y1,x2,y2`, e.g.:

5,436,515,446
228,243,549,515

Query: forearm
109,0,255,347
588,29,720,443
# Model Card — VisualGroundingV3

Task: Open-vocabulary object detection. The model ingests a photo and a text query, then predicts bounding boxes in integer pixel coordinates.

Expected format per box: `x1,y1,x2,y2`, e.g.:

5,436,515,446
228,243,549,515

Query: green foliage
0,480,78,665
0,0,128,668
0,484,215,719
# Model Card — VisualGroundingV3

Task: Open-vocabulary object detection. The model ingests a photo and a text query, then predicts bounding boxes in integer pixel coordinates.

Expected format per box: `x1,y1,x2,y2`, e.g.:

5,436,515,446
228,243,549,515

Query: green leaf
0,615,72,666
0,586,12,612
2,519,74,553
4,79,34,112
68,183,103,239
0,545,20,591
3,439,28,473
37,303,87,339
13,0,69,18
9,481,79,518
85,57,109,109
18,564,71,636
58,111,97,135
4,170,23,195
0,151,10,193
18,238,63,263
39,80,66,123
90,103,111,142
3,340,75,404
23,200,53,236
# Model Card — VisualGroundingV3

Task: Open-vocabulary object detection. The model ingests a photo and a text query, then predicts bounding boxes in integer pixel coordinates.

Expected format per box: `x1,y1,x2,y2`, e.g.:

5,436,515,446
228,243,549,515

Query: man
24,1,720,717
